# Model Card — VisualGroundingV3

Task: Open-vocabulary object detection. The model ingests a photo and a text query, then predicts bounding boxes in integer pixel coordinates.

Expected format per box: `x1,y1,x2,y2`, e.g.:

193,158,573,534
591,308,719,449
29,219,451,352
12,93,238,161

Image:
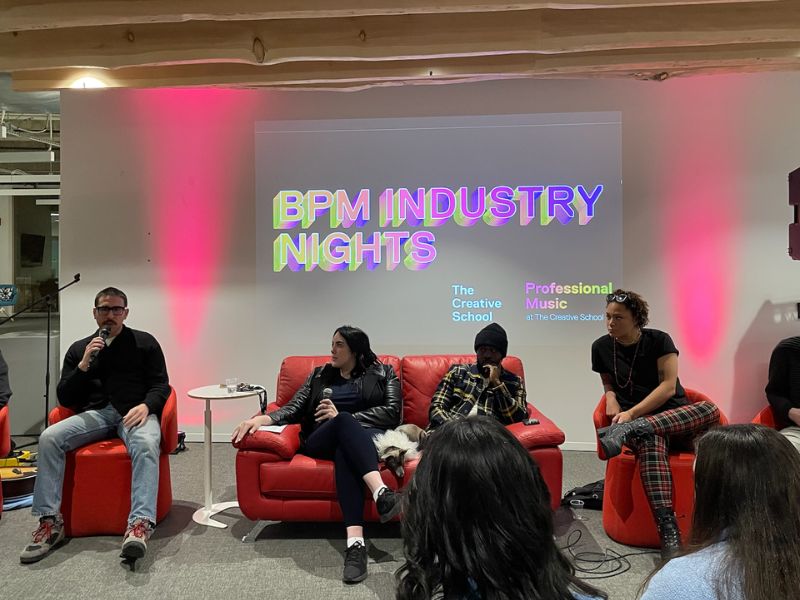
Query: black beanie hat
474,323,508,357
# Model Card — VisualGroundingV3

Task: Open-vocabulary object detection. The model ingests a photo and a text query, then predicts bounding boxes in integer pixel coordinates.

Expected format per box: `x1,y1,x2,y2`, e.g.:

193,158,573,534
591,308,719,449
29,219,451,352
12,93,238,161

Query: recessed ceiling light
70,77,107,89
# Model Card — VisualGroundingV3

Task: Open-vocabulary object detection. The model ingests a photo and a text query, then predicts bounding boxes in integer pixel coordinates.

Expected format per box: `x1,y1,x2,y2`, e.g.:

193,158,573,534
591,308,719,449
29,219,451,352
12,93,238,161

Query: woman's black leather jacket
268,361,402,439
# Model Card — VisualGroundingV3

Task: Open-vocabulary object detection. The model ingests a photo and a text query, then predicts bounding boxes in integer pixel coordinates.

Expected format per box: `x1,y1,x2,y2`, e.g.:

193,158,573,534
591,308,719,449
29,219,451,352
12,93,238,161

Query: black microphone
88,327,111,368
322,387,333,401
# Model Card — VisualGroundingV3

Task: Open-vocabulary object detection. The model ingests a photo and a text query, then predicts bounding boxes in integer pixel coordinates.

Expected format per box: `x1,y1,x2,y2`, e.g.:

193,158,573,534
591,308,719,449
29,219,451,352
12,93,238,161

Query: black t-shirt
328,373,363,414
591,328,687,413
310,372,370,434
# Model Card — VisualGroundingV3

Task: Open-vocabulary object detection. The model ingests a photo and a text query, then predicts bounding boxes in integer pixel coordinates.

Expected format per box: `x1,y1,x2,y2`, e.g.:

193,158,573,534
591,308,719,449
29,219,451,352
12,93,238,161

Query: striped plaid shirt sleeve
489,373,528,424
428,365,464,429
428,364,528,428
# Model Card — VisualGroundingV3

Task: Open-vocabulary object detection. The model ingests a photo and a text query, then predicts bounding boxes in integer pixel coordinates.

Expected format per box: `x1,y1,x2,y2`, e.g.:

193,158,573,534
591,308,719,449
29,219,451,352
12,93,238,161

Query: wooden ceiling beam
1,2,798,71
0,0,783,33
11,42,800,91
268,62,800,91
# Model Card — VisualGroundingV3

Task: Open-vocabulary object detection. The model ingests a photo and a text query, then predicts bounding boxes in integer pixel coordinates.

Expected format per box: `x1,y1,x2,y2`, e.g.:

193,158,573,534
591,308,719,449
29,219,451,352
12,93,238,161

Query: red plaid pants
625,401,720,512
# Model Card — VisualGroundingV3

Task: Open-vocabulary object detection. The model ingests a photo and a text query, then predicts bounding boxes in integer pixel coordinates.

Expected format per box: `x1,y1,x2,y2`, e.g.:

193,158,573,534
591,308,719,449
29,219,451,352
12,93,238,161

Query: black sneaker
20,517,65,564
342,541,368,583
376,487,402,523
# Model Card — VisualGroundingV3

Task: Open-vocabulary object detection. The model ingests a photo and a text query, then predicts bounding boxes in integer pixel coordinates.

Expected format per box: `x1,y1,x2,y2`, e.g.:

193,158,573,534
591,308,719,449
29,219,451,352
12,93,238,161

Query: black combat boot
654,507,682,561
597,417,655,458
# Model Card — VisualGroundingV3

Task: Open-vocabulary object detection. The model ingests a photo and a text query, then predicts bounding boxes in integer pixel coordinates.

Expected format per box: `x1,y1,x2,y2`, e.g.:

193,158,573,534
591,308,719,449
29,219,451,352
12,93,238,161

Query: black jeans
303,412,383,527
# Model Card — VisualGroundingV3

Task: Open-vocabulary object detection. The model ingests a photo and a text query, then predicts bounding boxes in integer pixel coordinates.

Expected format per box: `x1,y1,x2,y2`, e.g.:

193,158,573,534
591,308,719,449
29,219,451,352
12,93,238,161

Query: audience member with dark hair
591,289,720,559
233,325,402,584
640,424,800,599
396,416,607,600
765,335,800,452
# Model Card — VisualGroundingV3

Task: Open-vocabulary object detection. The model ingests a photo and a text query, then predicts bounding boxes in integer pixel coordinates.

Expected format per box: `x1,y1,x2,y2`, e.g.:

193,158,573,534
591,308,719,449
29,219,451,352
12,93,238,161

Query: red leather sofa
234,354,566,524
48,387,178,536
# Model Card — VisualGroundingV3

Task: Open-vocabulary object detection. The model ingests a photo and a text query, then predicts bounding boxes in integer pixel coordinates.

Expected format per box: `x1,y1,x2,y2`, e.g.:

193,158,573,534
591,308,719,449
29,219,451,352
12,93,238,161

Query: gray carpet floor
0,444,661,599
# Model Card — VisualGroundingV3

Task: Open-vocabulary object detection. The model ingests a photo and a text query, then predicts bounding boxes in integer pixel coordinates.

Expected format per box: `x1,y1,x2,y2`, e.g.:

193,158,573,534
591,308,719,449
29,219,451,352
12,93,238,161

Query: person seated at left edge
0,347,11,411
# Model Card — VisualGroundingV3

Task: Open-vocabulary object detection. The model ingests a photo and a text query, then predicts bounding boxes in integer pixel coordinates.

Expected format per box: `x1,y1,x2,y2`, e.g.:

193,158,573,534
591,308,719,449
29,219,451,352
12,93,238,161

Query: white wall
59,74,800,446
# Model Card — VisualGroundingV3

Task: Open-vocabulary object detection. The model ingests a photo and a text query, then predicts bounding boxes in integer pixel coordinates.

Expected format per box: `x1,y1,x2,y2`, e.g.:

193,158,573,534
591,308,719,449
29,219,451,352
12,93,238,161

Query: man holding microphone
20,287,169,564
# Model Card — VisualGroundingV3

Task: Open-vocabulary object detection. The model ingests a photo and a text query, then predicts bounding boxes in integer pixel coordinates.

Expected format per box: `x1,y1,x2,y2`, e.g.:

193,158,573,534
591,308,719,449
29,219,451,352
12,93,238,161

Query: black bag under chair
561,479,604,510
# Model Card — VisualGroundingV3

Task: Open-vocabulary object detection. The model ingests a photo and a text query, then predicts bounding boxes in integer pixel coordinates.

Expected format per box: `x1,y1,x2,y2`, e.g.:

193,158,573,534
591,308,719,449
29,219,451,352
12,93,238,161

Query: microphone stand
0,273,81,441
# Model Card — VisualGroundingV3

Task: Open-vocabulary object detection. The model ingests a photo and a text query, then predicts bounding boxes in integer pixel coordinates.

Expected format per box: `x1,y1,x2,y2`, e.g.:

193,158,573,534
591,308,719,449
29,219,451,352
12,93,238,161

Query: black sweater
765,336,800,429
0,349,10,409
57,326,170,418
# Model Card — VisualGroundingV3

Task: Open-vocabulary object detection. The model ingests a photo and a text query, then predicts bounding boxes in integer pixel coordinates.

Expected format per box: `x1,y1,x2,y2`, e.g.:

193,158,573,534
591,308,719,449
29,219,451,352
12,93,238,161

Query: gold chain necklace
613,331,641,391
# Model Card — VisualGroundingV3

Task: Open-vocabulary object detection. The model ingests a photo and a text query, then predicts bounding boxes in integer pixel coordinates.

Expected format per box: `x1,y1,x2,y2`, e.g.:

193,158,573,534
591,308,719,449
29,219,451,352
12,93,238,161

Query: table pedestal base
192,501,239,528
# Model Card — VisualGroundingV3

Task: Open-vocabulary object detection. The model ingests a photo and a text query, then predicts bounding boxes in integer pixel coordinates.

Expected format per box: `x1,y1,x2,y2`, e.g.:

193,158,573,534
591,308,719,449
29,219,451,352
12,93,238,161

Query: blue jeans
32,403,161,526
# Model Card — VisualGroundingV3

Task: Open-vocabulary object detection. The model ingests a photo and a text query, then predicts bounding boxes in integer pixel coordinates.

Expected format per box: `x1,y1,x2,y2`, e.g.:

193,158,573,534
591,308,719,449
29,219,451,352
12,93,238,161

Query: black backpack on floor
561,479,604,510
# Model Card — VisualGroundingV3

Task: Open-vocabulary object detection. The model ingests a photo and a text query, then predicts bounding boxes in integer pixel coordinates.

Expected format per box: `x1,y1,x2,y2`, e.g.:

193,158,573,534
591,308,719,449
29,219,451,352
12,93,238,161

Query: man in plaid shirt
428,323,527,430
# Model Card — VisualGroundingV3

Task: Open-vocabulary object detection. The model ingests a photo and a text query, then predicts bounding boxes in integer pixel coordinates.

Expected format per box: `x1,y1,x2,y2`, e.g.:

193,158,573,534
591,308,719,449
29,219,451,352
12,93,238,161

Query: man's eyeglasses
606,293,629,304
95,306,126,316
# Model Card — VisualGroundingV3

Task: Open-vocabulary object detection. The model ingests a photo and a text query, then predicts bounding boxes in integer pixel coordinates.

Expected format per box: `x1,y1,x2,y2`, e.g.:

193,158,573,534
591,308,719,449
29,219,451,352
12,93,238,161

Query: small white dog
373,424,427,477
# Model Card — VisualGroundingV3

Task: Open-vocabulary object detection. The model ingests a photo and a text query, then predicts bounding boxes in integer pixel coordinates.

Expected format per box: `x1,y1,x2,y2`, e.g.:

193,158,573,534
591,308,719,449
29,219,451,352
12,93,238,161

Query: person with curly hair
396,416,607,600
640,424,800,599
591,289,720,560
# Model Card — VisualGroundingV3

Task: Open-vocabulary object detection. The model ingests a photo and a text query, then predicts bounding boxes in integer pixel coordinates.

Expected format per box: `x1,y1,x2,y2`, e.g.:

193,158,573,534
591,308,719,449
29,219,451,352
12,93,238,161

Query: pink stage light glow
658,81,743,364
128,89,257,347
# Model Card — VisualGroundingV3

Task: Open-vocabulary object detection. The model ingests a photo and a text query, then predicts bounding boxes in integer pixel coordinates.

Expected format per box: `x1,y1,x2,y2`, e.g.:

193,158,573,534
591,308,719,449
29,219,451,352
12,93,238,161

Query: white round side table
188,384,259,528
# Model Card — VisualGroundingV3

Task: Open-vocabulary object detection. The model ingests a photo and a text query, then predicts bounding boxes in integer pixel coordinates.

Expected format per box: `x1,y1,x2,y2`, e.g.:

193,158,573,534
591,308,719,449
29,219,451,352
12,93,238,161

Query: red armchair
0,405,10,515
592,389,726,547
235,354,566,524
48,387,178,536
752,405,777,428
